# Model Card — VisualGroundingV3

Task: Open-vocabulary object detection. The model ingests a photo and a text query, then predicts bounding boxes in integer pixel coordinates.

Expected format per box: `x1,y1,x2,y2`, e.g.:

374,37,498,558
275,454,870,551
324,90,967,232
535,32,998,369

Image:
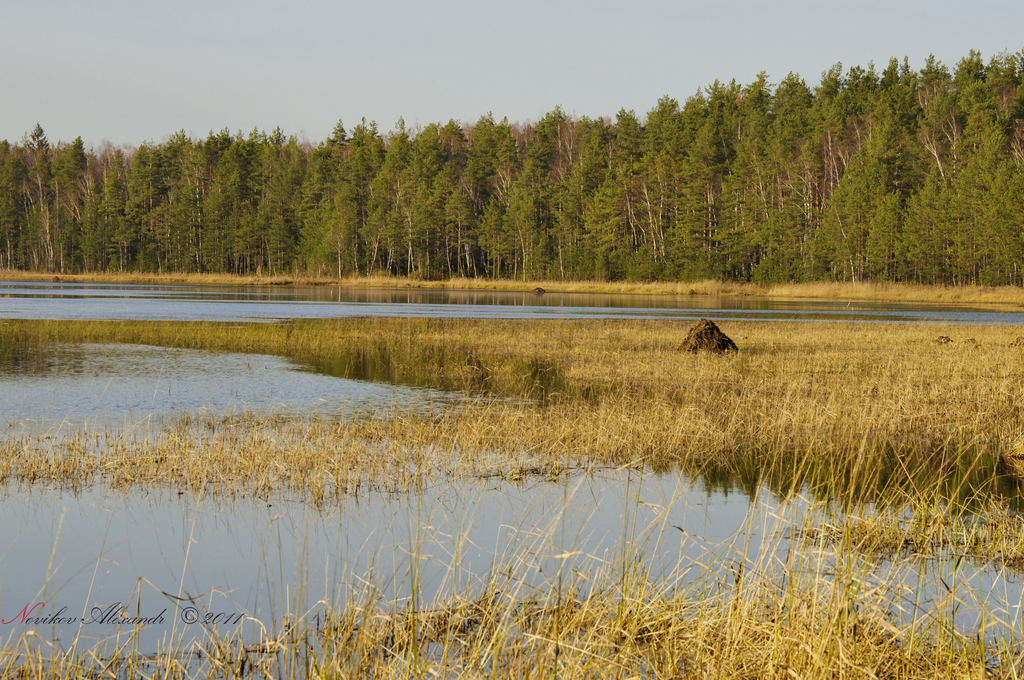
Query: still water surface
3,472,1020,656
2,470,761,652
2,286,1024,661
0,342,457,434
4,279,1024,324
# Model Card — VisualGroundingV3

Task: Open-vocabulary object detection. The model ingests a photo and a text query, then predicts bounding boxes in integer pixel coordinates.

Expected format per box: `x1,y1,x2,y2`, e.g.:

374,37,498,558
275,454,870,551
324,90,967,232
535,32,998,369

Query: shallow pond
0,342,457,435
0,469,760,653
2,470,1021,658
4,280,1024,324
3,289,1024,667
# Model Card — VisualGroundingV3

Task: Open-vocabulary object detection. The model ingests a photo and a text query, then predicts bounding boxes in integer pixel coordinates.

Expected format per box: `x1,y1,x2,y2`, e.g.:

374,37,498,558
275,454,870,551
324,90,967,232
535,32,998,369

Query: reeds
0,475,1015,679
4,317,1024,467
4,317,1024,531
6,317,1024,676
805,499,1024,567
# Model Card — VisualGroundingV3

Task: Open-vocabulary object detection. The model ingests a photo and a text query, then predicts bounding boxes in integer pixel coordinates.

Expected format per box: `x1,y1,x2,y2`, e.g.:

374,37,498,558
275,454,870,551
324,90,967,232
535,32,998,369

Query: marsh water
3,466,1022,656
0,470,761,652
5,469,1022,656
5,279,1024,324
2,281,1024,658
0,342,458,435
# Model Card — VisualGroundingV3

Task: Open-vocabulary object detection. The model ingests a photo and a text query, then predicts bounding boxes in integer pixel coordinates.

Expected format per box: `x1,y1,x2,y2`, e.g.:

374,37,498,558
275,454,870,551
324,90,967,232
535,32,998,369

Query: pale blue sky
3,0,1022,147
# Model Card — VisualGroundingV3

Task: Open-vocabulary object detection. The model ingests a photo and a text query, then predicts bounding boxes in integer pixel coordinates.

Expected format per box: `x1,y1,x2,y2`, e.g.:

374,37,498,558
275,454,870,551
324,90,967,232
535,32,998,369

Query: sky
3,0,1023,148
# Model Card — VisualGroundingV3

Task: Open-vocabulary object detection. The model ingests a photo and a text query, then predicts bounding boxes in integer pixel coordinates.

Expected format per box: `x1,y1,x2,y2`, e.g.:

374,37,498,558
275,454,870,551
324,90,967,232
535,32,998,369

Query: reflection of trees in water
682,446,1024,513
0,340,86,378
305,344,567,403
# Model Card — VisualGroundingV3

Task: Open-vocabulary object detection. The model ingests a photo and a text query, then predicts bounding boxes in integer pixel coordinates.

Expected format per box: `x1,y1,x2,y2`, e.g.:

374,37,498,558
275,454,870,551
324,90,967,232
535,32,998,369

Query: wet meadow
4,305,1024,677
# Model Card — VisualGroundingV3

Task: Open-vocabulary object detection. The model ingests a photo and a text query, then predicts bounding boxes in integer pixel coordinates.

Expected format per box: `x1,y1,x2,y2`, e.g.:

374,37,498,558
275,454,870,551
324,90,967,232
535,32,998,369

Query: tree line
2,50,1024,285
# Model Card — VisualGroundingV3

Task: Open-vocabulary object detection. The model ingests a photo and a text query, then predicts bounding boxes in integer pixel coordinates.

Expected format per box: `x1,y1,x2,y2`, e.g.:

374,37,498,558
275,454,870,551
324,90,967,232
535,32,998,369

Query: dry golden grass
3,316,1024,546
4,317,1024,676
6,268,1024,306
0,513,1008,680
293,564,999,679
5,317,1024,467
0,412,574,504
805,500,1024,567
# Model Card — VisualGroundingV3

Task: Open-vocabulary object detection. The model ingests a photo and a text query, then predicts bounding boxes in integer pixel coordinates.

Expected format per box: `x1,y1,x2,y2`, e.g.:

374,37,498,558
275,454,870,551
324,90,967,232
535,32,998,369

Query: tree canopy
3,51,1024,285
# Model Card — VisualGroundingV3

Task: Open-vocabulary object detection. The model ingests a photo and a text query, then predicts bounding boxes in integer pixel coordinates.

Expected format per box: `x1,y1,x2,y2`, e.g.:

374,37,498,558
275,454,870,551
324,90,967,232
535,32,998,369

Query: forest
2,51,1023,285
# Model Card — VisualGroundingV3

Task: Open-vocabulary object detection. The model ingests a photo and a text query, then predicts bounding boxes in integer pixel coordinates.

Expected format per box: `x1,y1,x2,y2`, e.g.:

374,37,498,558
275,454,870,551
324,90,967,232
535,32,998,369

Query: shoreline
3,316,1022,675
3,270,1024,307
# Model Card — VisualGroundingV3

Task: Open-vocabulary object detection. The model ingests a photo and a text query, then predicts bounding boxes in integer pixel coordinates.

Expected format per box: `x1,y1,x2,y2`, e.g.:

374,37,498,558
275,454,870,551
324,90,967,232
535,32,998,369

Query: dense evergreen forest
3,51,1024,284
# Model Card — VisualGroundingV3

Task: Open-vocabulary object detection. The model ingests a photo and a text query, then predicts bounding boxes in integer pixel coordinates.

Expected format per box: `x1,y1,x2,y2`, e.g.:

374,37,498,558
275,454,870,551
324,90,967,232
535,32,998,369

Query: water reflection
696,447,1024,512
304,346,566,401
0,467,1020,659
0,342,456,434
3,280,1024,324
0,469,759,654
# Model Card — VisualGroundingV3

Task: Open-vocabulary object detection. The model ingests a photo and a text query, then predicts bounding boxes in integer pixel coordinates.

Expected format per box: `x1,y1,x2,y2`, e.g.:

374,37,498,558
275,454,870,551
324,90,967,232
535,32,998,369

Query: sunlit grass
7,269,1024,306
0,471,1015,679
5,317,1024,515
4,317,1024,465
804,499,1024,567
5,316,1024,676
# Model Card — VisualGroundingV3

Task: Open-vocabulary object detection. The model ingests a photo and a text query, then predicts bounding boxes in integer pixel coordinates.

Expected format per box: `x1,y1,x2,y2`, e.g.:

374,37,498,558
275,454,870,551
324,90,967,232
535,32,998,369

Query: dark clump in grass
6,316,1024,464
7,317,1024,508
678,317,738,353
8,315,1024,675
